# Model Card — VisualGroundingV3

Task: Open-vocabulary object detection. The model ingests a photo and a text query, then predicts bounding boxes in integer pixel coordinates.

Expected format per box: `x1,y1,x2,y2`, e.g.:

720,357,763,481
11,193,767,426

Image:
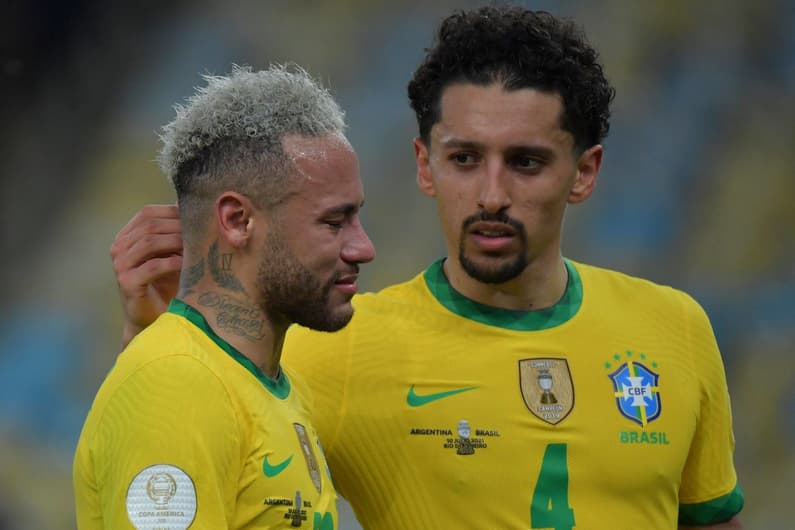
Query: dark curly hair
408,6,615,153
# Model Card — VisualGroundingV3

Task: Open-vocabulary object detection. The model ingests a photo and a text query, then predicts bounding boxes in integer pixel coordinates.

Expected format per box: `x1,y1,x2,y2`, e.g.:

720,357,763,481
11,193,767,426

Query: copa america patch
126,464,197,530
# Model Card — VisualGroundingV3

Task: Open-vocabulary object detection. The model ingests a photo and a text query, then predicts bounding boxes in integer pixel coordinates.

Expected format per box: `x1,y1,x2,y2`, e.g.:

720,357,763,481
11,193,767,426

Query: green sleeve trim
679,484,744,525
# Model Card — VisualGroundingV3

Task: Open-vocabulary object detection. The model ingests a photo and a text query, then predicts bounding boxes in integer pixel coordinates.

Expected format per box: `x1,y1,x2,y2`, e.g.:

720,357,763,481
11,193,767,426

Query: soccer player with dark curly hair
106,6,743,529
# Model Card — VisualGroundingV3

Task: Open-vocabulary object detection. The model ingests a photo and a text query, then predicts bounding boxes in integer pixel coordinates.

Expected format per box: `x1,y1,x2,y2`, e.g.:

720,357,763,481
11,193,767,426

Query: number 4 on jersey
313,512,334,530
530,443,575,530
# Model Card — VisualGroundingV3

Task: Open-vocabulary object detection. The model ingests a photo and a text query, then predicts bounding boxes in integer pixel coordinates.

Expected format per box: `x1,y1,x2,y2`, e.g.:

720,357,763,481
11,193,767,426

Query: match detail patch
126,463,197,530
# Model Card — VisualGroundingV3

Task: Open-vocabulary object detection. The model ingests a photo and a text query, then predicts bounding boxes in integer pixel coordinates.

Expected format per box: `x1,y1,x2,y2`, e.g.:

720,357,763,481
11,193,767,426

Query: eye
451,152,479,166
511,154,542,171
324,218,344,229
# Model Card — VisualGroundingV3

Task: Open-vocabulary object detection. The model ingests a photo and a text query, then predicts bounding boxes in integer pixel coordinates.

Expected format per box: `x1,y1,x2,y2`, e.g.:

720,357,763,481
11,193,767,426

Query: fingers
114,231,184,275
116,255,183,295
114,204,180,244
136,255,183,283
111,205,184,271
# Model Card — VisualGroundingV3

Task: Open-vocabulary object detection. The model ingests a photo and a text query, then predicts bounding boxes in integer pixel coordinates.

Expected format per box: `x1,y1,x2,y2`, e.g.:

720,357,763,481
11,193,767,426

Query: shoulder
357,270,429,309
120,312,243,384
573,260,706,319
80,351,241,468
349,270,436,325
284,272,429,376
288,271,427,341
91,315,236,425
573,260,676,296
122,312,199,365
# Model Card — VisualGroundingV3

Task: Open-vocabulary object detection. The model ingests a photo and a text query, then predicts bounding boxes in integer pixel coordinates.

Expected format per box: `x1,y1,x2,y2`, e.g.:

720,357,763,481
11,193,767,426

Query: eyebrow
438,138,485,150
322,200,365,217
439,138,555,159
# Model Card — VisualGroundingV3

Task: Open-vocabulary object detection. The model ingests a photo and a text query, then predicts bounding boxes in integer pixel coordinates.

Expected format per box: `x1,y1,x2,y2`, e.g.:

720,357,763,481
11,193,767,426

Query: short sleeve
81,355,241,529
677,293,744,525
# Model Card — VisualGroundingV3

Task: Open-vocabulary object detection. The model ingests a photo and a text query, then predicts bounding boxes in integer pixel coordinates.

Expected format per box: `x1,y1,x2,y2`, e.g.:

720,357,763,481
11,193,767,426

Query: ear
215,192,258,248
414,137,436,198
568,144,602,204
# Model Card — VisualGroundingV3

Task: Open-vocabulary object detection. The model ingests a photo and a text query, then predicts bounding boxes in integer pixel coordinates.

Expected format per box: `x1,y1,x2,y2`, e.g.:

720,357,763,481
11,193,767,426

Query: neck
180,287,285,378
178,241,286,378
442,252,568,311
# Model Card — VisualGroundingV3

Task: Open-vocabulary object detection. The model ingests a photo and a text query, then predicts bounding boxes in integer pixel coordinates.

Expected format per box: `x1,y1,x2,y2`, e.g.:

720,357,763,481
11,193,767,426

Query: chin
314,305,355,333
332,305,355,327
460,253,527,284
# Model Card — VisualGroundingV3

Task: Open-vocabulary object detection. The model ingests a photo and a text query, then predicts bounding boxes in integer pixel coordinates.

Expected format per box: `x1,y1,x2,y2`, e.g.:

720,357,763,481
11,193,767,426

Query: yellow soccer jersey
74,299,337,530
284,259,743,529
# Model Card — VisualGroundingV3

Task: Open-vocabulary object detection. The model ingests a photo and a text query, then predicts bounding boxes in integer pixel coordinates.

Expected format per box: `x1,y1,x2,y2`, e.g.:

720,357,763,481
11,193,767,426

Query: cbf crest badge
519,358,574,425
608,359,661,427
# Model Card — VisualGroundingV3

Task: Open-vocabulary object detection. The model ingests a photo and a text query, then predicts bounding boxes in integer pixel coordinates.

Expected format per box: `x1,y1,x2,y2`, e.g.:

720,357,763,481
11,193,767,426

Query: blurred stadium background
1,0,793,528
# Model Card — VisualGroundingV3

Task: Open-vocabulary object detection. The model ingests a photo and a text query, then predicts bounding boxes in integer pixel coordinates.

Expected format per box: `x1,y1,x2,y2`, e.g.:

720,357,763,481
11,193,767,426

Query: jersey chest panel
334,313,698,529
232,387,337,529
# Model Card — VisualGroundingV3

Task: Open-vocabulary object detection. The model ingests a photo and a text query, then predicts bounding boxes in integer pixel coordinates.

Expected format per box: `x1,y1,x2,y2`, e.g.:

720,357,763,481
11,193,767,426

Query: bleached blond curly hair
158,64,346,238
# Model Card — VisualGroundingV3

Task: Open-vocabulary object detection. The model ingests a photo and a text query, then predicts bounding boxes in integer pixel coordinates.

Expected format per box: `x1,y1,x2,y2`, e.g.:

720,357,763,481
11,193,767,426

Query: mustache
461,211,524,231
333,264,359,280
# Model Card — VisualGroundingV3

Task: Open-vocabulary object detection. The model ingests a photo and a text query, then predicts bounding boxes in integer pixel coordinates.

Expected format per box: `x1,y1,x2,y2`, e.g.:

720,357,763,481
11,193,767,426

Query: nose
477,162,511,214
342,218,376,265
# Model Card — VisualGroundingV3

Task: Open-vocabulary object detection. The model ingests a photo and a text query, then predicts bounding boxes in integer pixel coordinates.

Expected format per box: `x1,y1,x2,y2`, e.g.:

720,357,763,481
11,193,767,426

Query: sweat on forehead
283,132,350,162
282,132,354,186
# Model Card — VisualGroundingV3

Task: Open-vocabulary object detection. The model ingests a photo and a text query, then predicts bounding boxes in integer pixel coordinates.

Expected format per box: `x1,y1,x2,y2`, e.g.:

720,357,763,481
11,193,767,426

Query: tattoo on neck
208,242,246,294
198,291,265,341
179,258,205,296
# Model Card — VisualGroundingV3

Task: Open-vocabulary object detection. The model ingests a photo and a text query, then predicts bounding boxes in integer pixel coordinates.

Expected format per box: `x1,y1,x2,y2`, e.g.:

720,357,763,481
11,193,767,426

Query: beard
458,212,529,284
256,230,353,332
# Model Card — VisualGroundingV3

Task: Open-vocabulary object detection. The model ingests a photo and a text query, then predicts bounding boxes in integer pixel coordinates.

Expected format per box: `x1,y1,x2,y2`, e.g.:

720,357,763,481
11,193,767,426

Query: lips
470,221,516,237
467,221,517,251
333,273,359,295
335,274,358,285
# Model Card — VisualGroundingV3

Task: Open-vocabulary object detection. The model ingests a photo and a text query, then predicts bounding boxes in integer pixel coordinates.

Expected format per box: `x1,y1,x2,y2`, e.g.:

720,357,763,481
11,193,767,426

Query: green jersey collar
168,298,291,399
423,258,582,331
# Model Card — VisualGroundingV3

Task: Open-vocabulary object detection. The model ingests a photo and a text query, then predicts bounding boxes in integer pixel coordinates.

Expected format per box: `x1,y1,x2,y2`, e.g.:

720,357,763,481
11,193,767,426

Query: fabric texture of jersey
74,299,337,530
284,258,743,529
